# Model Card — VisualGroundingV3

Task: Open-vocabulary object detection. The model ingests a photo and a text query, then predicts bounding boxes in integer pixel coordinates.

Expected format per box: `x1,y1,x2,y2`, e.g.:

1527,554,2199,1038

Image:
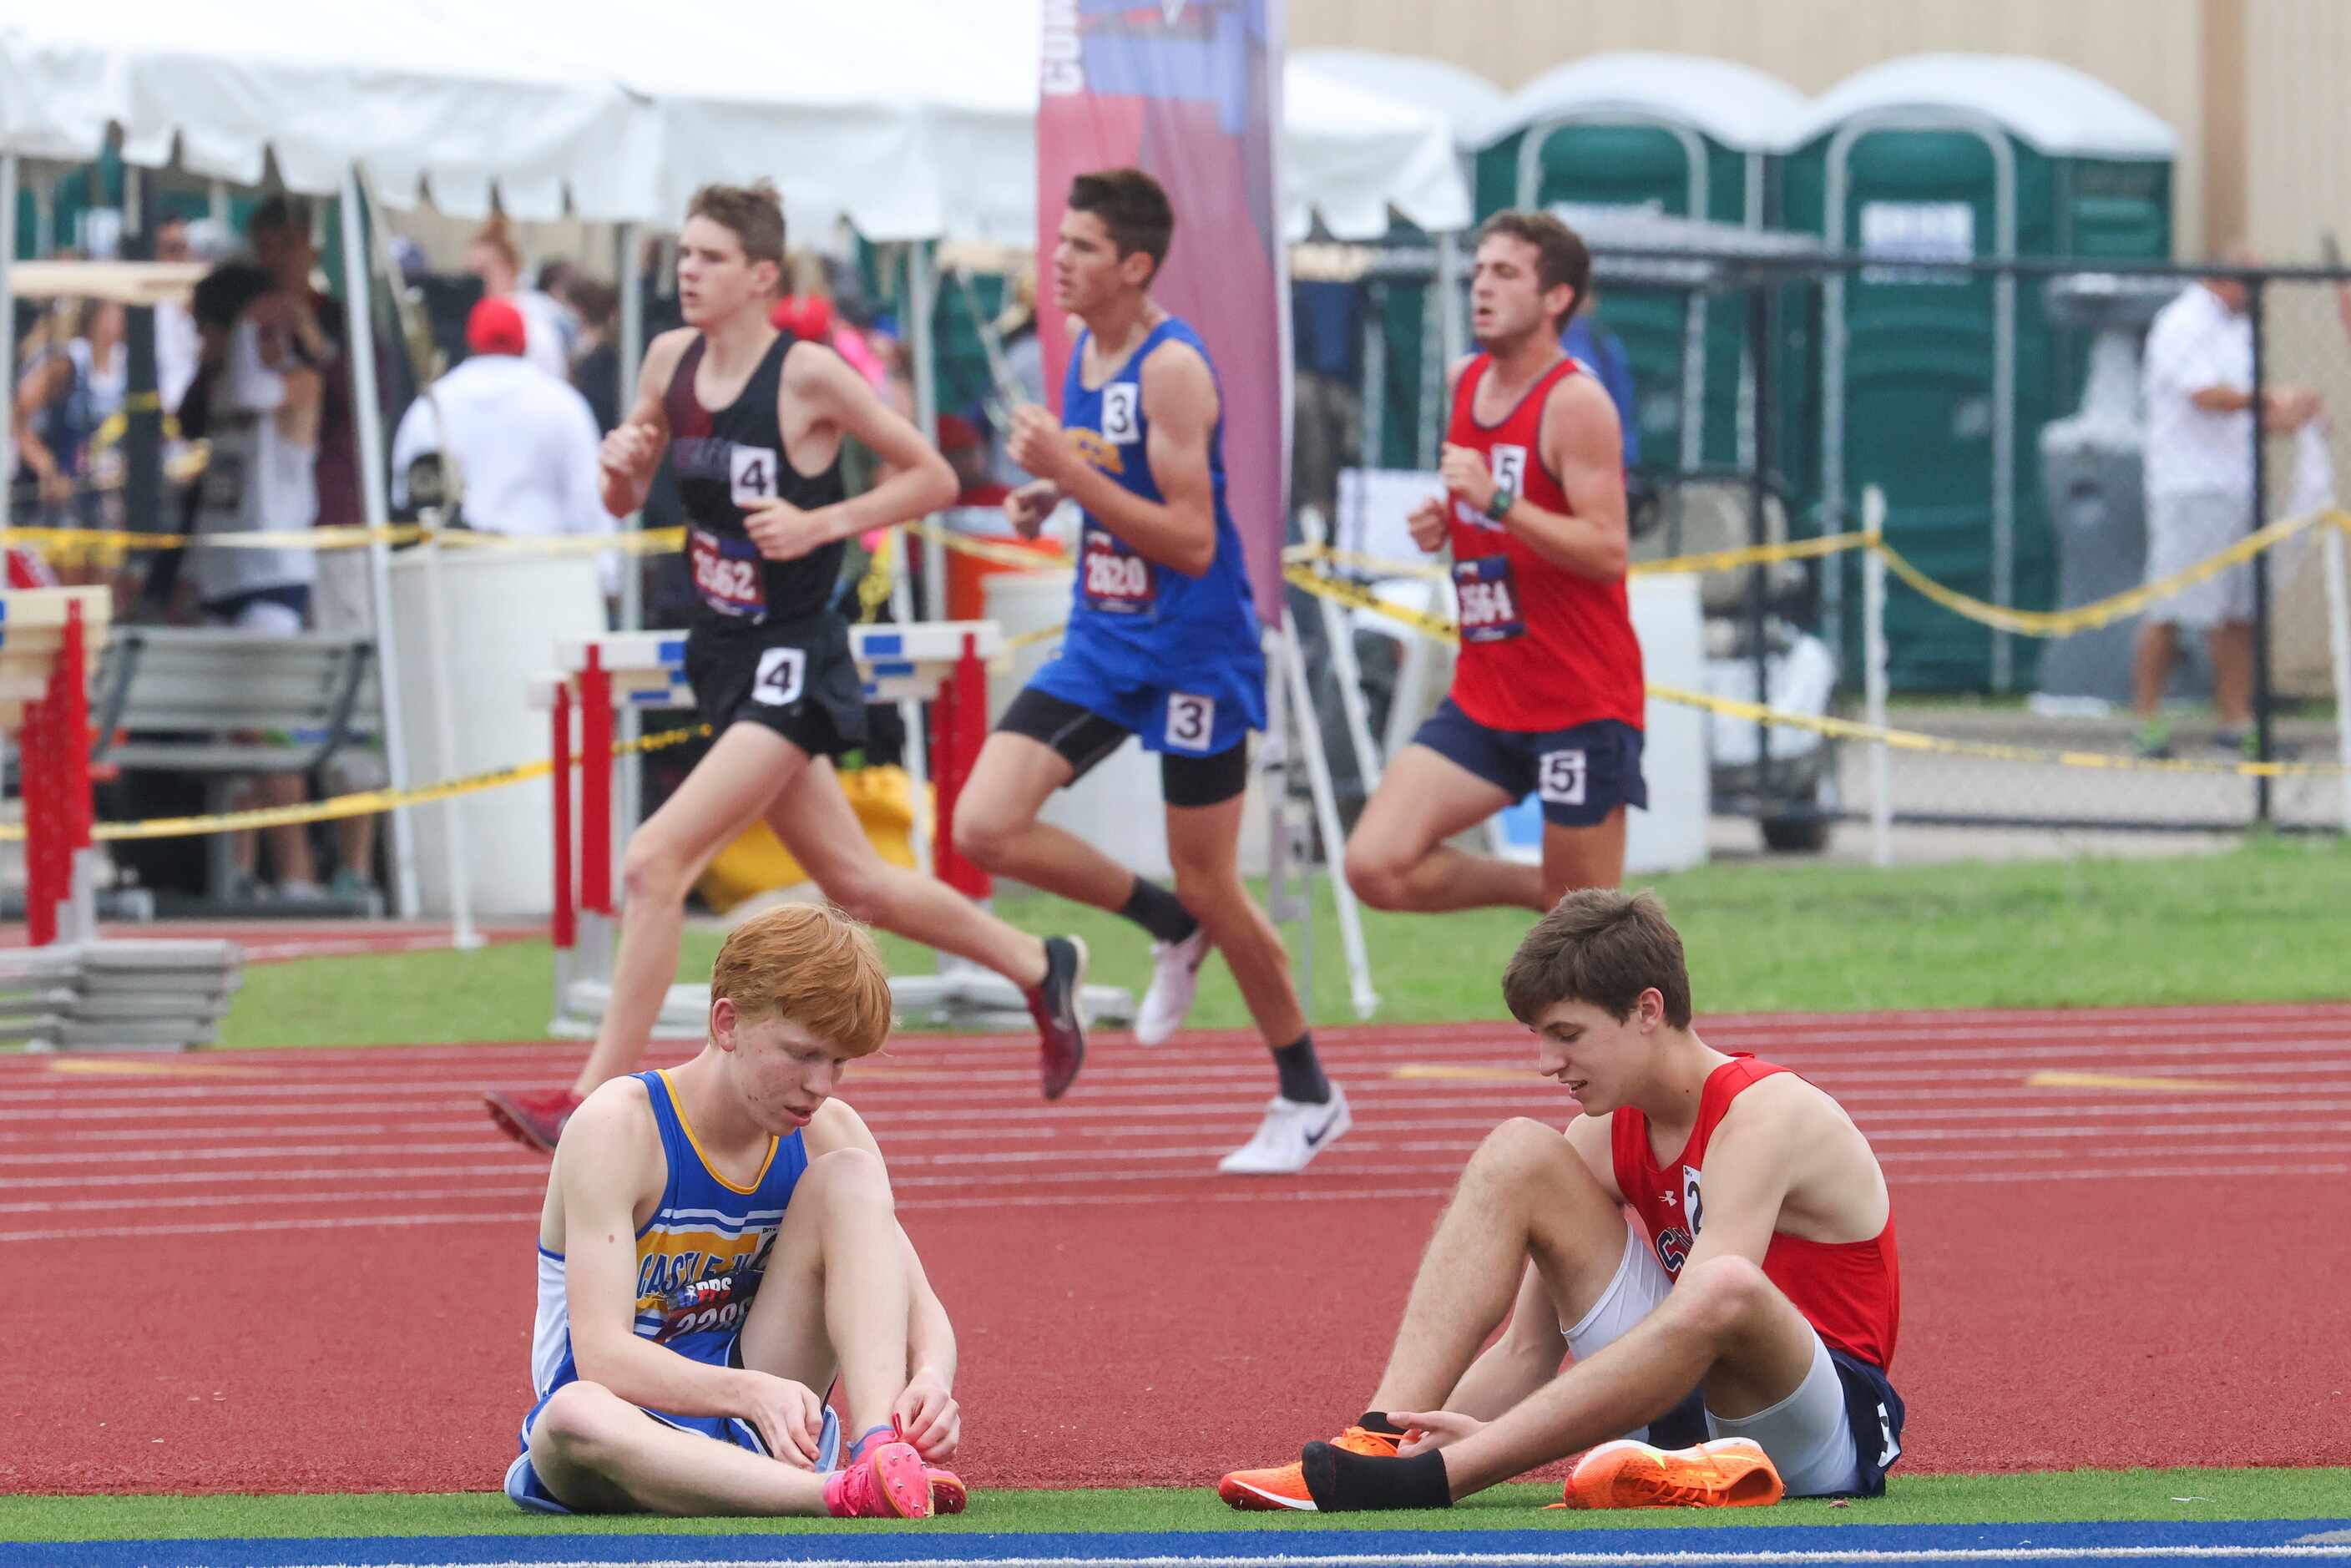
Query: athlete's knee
620,830,695,906
1342,837,1413,911
803,1146,893,1211
1469,1116,1568,1189
812,854,897,926
951,800,1019,871
1674,1254,1776,1338
532,1382,634,1460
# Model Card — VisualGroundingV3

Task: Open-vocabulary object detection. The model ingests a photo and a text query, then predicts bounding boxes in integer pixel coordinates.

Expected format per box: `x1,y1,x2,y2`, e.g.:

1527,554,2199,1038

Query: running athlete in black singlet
482,182,1089,1156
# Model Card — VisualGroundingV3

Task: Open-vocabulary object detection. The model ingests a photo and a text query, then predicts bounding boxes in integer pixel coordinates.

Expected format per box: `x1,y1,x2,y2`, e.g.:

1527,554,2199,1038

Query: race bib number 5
689,527,766,617
1081,529,1155,615
1453,555,1525,643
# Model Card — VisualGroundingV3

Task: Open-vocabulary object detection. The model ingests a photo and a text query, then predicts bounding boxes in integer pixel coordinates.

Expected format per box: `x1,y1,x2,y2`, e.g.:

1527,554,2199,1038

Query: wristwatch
1484,486,1516,523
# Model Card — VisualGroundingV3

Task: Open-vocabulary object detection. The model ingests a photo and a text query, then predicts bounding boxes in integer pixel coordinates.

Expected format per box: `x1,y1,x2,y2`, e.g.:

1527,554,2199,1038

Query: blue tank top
1060,316,1261,675
531,1069,811,1400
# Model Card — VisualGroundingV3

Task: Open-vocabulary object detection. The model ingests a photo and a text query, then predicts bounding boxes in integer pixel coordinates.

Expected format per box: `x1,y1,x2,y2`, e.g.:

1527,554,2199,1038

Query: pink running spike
823,1440,933,1519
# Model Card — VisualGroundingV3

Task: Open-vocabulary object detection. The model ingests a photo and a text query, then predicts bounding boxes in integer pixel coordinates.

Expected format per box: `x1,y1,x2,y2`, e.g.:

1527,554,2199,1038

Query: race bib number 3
1454,555,1526,644
1081,529,1155,615
730,444,777,505
689,528,766,617
1165,693,1216,753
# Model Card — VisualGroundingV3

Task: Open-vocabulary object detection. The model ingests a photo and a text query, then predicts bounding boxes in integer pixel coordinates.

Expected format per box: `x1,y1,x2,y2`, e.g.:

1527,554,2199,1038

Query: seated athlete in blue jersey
952,168,1343,1174
504,903,964,1520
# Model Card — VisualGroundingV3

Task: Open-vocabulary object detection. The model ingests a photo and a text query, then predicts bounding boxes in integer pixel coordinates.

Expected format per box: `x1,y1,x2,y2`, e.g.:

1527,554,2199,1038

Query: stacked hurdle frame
3,587,108,946
532,620,1136,1038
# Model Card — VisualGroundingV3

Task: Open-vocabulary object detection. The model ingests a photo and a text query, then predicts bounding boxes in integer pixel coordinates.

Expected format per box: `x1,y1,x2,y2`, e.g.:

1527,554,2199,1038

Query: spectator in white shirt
2133,251,2322,758
464,217,574,382
389,297,614,596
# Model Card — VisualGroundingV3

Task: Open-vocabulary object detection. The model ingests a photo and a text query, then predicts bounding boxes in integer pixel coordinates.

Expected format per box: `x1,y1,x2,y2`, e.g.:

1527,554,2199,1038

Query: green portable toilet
1475,53,1805,477
1777,54,2176,693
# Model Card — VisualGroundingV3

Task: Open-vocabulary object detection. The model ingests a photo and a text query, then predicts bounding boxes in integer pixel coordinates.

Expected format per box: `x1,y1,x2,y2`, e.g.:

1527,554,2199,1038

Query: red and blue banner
1037,0,1288,627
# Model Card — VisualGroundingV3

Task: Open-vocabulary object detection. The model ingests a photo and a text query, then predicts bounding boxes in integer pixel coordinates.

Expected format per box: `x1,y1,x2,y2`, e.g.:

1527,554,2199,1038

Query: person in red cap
387,296,609,588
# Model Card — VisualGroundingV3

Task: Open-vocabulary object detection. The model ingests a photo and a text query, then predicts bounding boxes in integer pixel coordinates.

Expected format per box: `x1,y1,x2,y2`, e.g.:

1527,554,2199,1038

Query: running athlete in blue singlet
504,903,963,1520
953,169,1347,1174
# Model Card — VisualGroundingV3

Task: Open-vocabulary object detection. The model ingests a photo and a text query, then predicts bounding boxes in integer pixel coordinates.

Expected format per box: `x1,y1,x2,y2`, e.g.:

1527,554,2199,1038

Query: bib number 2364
1453,555,1525,643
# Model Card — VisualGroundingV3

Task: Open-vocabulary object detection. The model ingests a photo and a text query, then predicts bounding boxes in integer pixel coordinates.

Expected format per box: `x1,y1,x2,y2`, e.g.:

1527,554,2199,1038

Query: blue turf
12,1518,2351,1568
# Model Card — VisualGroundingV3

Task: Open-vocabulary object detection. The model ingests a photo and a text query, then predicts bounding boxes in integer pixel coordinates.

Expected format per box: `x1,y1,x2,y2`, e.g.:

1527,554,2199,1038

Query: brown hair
685,180,788,270
710,903,894,1058
1068,168,1175,279
1477,210,1591,326
468,214,521,272
1501,889,1693,1029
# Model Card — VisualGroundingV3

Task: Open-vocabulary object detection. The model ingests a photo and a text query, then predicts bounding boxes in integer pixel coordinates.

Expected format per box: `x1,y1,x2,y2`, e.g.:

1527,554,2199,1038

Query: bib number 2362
1082,530,1155,615
1453,555,1525,643
690,528,766,617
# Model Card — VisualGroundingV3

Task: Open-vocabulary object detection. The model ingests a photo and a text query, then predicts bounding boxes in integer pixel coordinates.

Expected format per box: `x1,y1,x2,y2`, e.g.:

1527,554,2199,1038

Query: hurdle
0,584,243,1050
534,620,1135,1038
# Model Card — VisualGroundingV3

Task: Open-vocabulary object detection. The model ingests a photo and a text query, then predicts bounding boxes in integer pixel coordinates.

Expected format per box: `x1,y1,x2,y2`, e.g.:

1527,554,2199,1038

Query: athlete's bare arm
557,1080,831,1464
1438,373,1626,582
801,1100,962,1459
1672,1075,1888,1277
1408,356,1479,553
598,329,692,518
741,346,958,564
1008,341,1219,576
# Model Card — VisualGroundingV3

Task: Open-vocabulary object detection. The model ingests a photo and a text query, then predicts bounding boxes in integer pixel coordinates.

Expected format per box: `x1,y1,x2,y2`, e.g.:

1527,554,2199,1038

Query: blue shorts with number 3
1025,634,1266,758
1412,700,1647,828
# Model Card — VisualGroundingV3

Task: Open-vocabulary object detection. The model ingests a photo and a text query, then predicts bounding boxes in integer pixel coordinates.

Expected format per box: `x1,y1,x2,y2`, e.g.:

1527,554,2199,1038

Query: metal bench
88,627,382,913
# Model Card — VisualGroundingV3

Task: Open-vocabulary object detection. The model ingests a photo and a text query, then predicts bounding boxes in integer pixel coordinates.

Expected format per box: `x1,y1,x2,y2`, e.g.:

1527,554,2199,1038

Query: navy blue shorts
1828,1347,1906,1499
1409,700,1647,828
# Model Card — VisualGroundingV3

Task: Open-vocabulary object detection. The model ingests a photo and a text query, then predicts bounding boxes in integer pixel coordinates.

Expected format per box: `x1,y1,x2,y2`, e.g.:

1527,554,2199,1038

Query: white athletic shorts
1560,1213,1863,1497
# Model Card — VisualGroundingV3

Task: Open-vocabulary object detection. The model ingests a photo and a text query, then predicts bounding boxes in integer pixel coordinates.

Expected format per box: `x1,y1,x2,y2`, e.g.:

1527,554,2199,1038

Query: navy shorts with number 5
1410,700,1647,828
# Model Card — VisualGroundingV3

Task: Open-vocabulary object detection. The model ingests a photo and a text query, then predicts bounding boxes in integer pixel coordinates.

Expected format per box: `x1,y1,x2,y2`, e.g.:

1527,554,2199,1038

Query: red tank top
1610,1055,1901,1369
1443,354,1645,733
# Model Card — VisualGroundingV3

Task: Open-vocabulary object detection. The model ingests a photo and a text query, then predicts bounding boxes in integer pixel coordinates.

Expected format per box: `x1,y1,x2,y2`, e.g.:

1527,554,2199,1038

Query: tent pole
340,169,423,919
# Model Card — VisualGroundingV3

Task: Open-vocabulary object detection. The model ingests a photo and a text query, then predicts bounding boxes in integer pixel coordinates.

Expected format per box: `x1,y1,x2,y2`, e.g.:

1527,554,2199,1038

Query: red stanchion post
59,603,91,871
579,648,614,917
551,681,576,955
22,685,54,948
930,632,991,901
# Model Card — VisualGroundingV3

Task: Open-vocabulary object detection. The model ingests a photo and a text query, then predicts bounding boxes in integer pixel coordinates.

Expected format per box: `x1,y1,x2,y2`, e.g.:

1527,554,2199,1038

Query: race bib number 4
729,444,778,505
689,527,766,617
1081,529,1155,615
754,645,806,707
1453,555,1526,643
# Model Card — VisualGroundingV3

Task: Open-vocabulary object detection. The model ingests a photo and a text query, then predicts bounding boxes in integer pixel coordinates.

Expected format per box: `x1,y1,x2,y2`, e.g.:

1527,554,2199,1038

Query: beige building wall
1293,0,2207,249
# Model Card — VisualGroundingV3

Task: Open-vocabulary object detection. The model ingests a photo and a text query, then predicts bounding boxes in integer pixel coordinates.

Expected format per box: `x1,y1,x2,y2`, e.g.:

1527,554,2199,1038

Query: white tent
1292,48,1507,151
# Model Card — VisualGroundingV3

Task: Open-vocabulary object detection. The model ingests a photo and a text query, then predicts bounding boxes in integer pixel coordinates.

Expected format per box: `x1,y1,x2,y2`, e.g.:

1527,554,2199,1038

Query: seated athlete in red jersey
1218,890,1904,1512
1344,211,1646,917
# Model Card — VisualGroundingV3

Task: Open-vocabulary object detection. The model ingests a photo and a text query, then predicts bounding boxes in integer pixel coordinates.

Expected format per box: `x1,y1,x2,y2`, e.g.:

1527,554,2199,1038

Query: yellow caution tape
0,725,710,844
1873,508,2343,637
911,519,1072,571
1282,530,1876,585
1282,559,2348,781
1006,621,1068,653
0,524,685,557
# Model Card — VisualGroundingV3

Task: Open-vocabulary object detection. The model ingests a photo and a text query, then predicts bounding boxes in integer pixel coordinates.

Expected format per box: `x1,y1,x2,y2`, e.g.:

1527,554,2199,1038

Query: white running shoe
1135,927,1211,1046
1216,1085,1351,1175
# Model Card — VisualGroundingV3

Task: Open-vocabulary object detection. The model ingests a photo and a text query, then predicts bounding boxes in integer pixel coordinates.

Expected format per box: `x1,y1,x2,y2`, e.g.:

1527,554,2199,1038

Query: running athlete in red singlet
1343,212,1645,920
1220,891,1905,1514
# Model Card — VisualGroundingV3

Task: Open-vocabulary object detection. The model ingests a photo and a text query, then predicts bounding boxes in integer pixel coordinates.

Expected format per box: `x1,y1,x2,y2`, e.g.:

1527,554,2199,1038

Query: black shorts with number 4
1410,700,1646,829
685,610,868,763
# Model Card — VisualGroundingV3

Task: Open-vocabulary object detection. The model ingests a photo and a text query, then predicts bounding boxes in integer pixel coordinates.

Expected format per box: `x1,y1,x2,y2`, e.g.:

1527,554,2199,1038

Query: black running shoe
1027,935,1090,1100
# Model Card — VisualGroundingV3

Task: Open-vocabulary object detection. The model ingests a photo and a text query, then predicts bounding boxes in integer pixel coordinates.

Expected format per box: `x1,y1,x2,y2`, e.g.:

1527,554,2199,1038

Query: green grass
4,1469,2348,1542
215,836,2351,1050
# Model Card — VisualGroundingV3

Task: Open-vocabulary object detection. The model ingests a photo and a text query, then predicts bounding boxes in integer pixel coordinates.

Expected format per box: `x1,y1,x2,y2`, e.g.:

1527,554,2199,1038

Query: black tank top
664,331,848,626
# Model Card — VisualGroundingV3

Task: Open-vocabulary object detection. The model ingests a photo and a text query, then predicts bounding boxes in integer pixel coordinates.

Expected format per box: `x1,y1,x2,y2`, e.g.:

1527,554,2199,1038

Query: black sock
1118,878,1199,944
1272,1034,1329,1105
1357,1411,1405,1438
1302,1441,1451,1512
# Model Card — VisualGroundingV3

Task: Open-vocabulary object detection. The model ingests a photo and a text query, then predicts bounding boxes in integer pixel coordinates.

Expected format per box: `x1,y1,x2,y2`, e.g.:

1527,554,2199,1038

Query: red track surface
3,1003,2347,1495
